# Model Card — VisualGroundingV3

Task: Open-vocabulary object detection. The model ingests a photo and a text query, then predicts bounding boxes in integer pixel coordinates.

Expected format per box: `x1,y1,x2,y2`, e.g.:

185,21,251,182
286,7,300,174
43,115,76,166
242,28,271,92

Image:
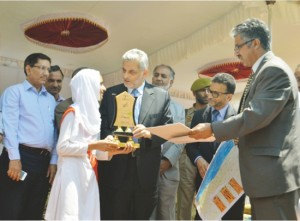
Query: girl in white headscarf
45,68,120,220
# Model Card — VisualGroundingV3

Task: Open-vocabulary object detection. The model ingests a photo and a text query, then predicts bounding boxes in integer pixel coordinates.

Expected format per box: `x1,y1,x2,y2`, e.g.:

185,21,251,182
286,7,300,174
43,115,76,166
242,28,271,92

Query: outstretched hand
108,143,135,156
133,124,152,139
188,123,213,139
89,138,119,152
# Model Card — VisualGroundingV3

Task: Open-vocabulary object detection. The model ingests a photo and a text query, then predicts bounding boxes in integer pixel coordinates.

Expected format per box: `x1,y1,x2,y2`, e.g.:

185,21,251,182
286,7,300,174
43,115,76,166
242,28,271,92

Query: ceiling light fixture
198,58,252,80
21,12,108,53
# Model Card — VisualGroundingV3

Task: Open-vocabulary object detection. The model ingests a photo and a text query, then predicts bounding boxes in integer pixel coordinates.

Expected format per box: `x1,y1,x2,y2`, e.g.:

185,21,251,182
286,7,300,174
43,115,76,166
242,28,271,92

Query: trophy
113,91,140,148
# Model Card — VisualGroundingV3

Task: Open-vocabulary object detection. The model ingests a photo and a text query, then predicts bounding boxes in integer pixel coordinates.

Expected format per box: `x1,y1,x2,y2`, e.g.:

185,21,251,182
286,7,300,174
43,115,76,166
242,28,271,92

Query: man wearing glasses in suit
186,73,245,220
189,18,300,220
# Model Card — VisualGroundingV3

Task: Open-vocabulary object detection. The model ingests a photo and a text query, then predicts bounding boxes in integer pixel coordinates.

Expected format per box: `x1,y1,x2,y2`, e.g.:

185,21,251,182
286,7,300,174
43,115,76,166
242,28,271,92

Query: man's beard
157,82,171,91
196,96,208,105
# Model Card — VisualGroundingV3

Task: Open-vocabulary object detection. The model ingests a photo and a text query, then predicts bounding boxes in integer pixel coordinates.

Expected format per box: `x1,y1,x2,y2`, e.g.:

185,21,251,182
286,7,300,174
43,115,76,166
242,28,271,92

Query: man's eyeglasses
206,88,229,98
234,39,255,53
32,65,51,73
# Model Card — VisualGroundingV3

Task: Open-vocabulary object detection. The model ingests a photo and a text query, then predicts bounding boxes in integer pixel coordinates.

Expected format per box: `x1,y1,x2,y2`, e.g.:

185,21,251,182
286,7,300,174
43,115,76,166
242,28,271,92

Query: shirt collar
56,95,65,102
23,80,48,95
211,103,229,120
252,51,272,73
128,81,145,95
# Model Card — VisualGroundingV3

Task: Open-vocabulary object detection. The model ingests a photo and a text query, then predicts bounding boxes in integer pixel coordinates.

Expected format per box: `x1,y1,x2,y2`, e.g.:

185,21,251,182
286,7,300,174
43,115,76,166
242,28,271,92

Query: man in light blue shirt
0,108,3,143
0,102,3,154
0,53,57,220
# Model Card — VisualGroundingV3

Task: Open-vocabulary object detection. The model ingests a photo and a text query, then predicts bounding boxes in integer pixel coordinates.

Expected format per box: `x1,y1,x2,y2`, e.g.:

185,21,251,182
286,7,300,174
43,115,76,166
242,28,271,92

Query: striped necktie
238,71,255,113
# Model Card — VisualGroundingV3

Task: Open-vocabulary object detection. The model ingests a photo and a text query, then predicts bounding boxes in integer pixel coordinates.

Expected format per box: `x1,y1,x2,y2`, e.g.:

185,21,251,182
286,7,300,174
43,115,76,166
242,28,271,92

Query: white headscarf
70,68,101,137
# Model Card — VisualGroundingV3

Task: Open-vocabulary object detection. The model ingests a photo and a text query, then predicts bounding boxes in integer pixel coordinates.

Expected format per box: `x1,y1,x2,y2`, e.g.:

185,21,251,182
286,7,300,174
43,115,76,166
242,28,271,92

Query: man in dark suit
98,48,173,220
295,64,300,92
186,73,245,220
189,18,300,220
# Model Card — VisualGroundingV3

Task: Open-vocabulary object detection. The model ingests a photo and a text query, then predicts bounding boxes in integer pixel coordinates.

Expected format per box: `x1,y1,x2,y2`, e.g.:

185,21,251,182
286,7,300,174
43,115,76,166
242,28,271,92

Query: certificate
147,122,215,144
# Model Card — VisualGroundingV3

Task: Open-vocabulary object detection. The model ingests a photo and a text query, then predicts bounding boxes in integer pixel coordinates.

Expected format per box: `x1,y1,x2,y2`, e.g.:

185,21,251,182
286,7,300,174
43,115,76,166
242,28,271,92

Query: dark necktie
238,71,255,113
212,109,221,151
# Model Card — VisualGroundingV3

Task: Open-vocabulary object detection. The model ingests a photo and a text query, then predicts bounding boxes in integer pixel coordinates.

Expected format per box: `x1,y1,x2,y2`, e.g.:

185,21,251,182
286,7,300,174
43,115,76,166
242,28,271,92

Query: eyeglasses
32,65,51,73
206,88,229,98
234,39,255,53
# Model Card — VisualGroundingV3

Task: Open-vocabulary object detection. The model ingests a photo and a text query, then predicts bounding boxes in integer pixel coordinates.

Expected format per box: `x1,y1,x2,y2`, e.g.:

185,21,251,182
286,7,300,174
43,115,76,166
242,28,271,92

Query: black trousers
0,147,50,220
100,155,158,220
98,160,114,220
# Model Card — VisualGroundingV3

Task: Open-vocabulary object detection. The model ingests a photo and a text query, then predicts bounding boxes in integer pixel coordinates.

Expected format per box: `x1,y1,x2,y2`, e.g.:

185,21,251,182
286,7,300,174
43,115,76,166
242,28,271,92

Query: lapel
252,52,274,82
238,52,274,113
203,106,212,123
224,104,236,119
138,82,155,124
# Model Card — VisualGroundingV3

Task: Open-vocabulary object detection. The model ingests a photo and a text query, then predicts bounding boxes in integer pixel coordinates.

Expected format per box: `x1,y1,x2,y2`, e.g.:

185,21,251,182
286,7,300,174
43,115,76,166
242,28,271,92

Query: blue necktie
131,89,140,145
131,89,139,98
212,109,220,122
131,89,140,124
212,109,221,151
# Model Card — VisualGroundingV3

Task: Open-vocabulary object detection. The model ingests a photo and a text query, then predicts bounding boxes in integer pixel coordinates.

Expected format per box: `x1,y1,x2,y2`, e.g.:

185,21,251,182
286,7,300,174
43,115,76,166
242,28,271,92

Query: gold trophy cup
113,91,140,148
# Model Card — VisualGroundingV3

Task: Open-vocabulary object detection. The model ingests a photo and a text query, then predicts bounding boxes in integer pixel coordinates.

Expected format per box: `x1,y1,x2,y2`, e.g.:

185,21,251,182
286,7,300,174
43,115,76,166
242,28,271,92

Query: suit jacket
186,104,236,166
161,99,185,181
213,52,300,198
55,97,73,131
99,82,173,189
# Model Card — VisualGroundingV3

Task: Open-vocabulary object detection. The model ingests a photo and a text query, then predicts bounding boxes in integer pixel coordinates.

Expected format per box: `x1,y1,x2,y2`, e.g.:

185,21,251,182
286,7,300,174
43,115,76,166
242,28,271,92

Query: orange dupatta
61,107,99,181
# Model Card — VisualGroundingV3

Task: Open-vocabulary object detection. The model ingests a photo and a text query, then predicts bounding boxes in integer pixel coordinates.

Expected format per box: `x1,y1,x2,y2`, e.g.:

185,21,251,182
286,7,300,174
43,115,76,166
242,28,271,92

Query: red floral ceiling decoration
198,58,252,80
22,13,108,53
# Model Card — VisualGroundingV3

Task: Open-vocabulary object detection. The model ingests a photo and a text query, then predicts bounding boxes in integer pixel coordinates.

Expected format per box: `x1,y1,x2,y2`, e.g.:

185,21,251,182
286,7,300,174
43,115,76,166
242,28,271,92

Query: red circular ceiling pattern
198,60,251,80
22,13,108,53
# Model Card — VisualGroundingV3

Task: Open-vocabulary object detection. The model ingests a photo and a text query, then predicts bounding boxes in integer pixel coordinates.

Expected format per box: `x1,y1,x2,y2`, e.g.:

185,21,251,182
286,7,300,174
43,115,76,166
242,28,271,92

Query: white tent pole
266,1,276,49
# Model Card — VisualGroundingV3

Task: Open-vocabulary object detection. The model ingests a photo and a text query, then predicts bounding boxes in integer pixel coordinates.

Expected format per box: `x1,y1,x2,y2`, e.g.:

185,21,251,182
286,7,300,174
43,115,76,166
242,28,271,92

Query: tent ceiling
1,1,300,99
0,1,241,74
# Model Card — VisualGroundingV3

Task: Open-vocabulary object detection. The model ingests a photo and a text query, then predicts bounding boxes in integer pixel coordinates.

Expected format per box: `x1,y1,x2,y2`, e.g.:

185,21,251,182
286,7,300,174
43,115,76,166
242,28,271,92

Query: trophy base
113,133,140,149
118,141,140,149
113,131,133,137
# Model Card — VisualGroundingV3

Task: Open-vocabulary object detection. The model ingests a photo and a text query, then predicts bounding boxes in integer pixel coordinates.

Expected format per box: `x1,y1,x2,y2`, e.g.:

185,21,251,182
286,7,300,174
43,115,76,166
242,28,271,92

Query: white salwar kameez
45,69,107,220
